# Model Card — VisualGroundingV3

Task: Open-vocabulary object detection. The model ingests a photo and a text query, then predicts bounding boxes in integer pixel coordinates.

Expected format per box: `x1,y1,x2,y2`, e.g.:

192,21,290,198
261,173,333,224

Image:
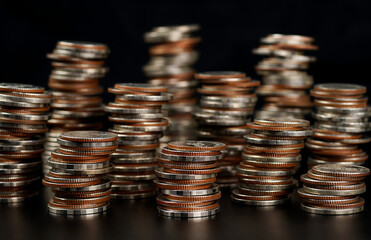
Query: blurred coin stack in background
43,41,109,174
105,83,170,199
155,141,225,218
194,71,260,188
0,83,51,203
43,131,117,215
232,119,312,206
253,34,317,119
144,24,201,146
306,83,371,167
298,164,369,215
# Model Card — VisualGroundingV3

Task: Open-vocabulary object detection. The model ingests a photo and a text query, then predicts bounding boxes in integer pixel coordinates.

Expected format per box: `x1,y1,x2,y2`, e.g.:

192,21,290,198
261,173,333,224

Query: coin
155,141,224,218
253,34,317,119
194,71,259,188
298,163,369,215
0,83,51,202
43,131,117,215
105,83,170,199
44,40,109,174
233,117,311,206
308,83,370,167
144,24,200,145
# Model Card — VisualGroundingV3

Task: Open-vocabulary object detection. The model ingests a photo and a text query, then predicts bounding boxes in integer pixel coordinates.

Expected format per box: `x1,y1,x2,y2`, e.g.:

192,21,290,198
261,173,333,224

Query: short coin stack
232,119,312,206
42,131,117,215
144,24,201,145
105,83,170,199
307,83,371,167
194,71,260,188
155,141,225,218
0,83,51,203
43,41,109,174
298,164,370,215
253,34,317,119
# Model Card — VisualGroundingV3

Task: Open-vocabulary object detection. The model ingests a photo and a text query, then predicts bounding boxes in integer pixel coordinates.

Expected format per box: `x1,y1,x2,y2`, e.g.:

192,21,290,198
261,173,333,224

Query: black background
1,1,371,239
1,0,371,95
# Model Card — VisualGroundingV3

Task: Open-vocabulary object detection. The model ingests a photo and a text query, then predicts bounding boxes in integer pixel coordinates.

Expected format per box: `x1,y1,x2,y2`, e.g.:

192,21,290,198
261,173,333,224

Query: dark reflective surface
1,187,370,240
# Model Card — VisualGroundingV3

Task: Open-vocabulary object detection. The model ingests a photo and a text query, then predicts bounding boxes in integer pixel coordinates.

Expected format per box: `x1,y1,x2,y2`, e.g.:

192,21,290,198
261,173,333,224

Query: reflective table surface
1,186,370,240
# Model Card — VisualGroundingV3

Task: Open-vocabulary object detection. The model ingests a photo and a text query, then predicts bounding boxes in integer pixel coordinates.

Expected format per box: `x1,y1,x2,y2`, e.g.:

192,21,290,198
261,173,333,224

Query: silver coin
108,173,155,181
237,166,295,176
157,206,219,218
155,168,216,180
244,135,303,145
302,184,366,196
57,138,118,147
231,194,289,206
52,164,113,175
158,152,223,162
0,83,44,92
48,203,110,216
59,131,118,142
48,159,110,170
300,202,364,215
238,180,297,190
51,178,111,192
312,164,370,177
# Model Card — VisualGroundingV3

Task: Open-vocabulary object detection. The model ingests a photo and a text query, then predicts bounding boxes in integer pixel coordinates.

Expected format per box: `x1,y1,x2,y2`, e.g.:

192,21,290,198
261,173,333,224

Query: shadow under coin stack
42,131,117,215
253,34,317,119
155,141,225,218
307,83,371,167
105,83,170,199
43,41,109,174
194,71,260,188
0,83,51,203
298,164,369,215
232,119,313,206
144,24,201,146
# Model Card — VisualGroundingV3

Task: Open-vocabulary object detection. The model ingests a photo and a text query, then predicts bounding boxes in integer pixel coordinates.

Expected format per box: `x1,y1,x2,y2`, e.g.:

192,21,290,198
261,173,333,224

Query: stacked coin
307,83,371,167
42,131,117,215
298,164,369,215
0,83,51,203
144,24,201,145
43,41,109,174
105,83,170,199
253,34,317,119
155,141,225,218
232,119,313,206
194,71,260,188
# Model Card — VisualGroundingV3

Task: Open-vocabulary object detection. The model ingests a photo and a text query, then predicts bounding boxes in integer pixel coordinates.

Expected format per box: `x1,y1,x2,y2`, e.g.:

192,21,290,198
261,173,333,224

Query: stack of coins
43,41,109,174
144,24,201,146
0,83,51,203
194,71,260,188
42,131,117,215
232,119,313,206
253,34,317,119
155,141,225,218
298,164,369,215
307,83,371,167
105,83,170,199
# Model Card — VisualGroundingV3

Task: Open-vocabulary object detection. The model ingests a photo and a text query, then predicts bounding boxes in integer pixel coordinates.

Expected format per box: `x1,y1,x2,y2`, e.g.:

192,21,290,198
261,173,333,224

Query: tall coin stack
194,71,260,188
42,131,117,215
0,83,51,203
307,83,371,167
253,34,317,119
232,119,312,206
155,141,225,218
43,41,109,174
298,164,369,215
105,83,170,199
144,24,201,146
